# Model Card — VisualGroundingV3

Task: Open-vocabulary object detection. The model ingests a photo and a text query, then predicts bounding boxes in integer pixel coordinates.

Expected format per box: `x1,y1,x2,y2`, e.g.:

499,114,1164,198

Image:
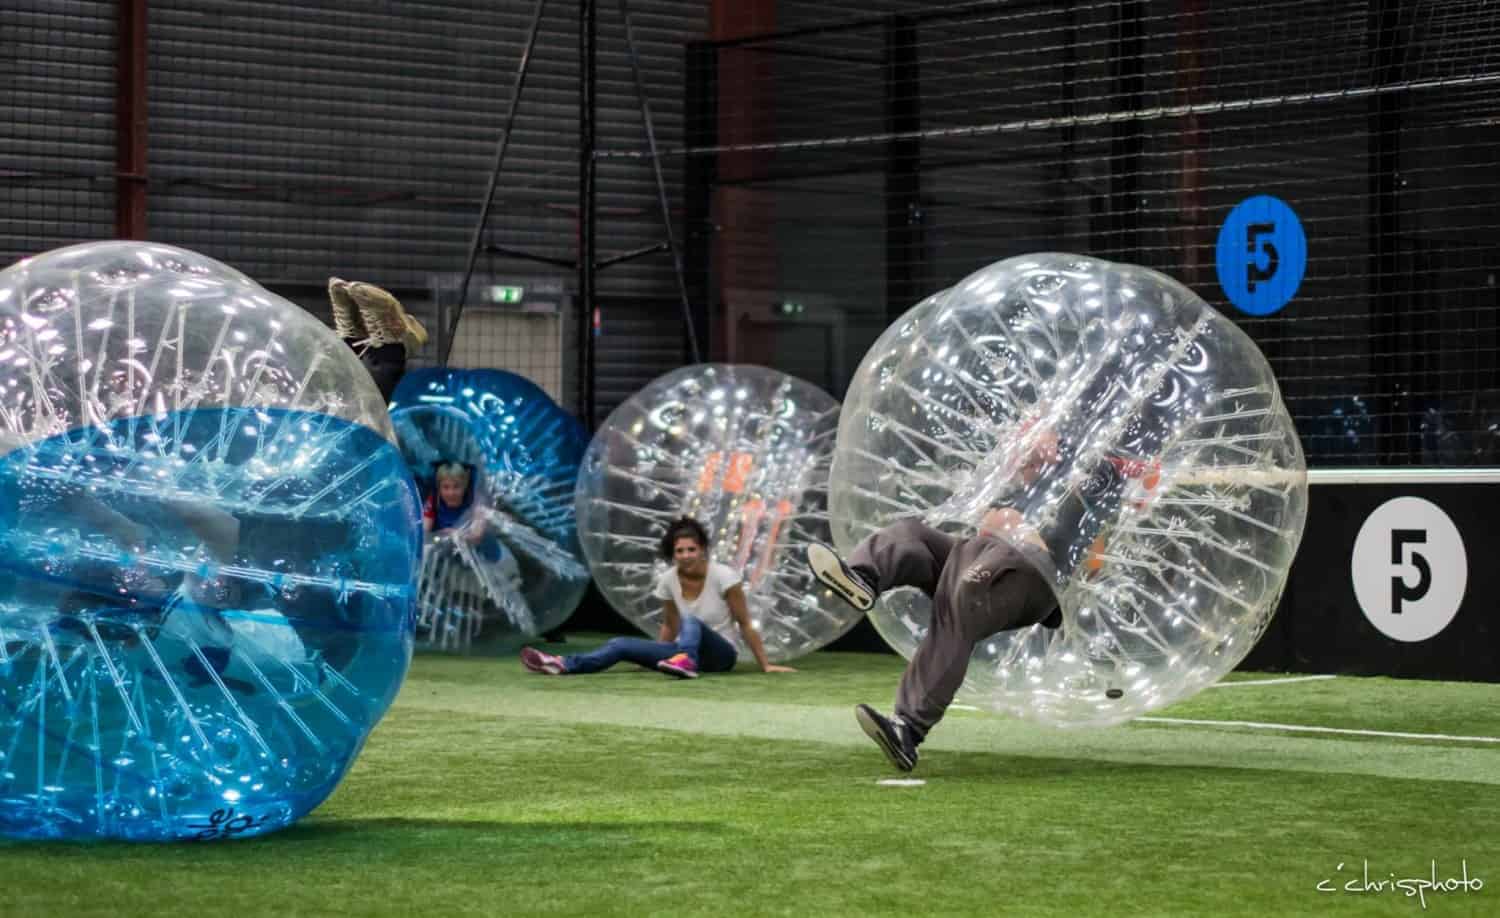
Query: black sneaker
854,704,919,772
807,543,877,612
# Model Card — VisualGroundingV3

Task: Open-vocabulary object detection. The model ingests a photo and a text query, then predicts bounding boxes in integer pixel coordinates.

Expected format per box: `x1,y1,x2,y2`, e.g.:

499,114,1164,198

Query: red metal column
115,0,149,239
710,0,776,361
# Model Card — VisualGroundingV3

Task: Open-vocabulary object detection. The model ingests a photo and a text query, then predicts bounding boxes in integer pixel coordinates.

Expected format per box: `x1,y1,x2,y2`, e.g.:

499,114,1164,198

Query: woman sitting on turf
521,517,795,678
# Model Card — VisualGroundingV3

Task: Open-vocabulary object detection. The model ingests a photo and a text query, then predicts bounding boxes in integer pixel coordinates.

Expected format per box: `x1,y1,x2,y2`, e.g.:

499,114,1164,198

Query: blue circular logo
1215,195,1306,316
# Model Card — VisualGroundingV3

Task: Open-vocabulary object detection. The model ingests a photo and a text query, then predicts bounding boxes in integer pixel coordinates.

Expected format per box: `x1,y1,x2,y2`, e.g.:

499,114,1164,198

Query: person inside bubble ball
422,461,498,554
54,489,257,688
807,428,1116,772
423,459,510,567
521,517,796,678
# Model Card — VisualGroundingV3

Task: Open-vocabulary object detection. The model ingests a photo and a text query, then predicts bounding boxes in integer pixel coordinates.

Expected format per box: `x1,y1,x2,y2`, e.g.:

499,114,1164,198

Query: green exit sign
489,285,525,305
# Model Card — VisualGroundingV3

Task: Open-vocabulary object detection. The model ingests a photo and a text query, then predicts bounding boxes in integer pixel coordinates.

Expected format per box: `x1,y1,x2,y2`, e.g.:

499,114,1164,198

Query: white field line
1208,674,1338,688
954,675,1499,743
946,674,1333,711
1136,716,1500,744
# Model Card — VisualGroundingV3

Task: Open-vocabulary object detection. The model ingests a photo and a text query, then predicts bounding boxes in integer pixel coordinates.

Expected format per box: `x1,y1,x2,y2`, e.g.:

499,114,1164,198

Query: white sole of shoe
807,543,875,612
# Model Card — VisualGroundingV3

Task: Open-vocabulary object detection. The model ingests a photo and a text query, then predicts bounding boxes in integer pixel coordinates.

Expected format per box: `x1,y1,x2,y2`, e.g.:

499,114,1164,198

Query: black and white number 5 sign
1351,497,1467,642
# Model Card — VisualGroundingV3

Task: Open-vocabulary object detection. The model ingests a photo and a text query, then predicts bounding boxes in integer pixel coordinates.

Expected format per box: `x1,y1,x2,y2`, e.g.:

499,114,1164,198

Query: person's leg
158,498,241,560
561,636,677,675
857,538,1054,771
810,517,957,611
326,279,424,402
673,613,705,659
691,620,740,674
657,614,731,678
847,517,957,595
360,344,408,404
59,490,150,551
158,498,244,612
894,542,1051,739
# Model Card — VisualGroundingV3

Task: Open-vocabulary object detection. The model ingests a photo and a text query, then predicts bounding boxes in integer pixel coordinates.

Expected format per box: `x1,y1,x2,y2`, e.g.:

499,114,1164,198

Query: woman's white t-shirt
654,562,743,634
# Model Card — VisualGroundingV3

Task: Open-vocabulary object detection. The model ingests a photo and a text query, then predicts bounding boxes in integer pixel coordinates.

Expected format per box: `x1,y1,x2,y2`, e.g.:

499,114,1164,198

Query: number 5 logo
1388,529,1430,614
1216,195,1306,316
1245,222,1280,291
1352,498,1466,642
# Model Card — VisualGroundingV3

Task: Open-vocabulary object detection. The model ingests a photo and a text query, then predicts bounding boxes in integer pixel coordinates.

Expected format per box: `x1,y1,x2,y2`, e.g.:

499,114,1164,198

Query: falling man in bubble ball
809,428,1118,772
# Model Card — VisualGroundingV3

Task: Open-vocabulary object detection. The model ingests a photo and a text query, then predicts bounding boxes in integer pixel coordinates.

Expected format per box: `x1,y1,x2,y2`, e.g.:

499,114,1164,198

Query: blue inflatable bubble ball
0,242,421,841
389,368,590,652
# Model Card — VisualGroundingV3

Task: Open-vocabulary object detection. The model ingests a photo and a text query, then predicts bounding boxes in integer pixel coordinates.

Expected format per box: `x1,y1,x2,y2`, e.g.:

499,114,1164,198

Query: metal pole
883,14,921,322
683,40,716,365
1368,0,1408,464
616,0,701,364
444,0,550,367
115,0,149,239
1107,0,1145,265
579,0,599,427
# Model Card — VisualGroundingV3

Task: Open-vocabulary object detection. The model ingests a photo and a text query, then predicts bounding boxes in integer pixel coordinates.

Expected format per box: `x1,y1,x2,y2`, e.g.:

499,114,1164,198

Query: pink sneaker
521,646,566,675
656,652,699,679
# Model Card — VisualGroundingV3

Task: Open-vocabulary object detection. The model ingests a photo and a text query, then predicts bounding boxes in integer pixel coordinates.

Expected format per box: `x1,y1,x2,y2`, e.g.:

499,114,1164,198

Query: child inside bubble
422,460,489,550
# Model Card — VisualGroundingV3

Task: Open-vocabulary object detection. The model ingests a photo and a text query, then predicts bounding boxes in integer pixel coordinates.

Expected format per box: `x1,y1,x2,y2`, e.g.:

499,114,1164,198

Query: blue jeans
563,615,738,675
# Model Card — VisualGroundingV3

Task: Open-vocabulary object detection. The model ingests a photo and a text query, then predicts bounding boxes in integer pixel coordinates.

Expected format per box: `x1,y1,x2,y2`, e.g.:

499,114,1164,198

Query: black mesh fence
652,0,1500,466
9,0,1500,458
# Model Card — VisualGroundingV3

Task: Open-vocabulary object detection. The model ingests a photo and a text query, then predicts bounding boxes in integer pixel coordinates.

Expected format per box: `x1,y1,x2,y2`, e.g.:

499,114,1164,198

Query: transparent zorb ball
832,254,1307,726
389,368,590,652
575,364,854,662
0,242,419,840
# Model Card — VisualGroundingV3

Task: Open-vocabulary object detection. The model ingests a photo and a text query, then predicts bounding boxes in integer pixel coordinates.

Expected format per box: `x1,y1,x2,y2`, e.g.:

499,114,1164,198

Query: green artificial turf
4,637,1498,917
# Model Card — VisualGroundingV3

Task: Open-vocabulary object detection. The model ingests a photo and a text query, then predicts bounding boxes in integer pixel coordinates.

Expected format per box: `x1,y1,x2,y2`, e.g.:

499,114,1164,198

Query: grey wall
2,0,708,419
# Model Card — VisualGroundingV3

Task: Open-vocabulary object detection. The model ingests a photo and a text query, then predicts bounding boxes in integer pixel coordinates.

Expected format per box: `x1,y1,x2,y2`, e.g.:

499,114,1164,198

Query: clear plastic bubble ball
0,242,420,841
389,368,590,652
575,364,854,661
832,254,1308,726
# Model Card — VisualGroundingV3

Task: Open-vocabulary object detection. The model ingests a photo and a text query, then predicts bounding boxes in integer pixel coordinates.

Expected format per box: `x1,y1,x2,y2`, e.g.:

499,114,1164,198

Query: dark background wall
2,0,707,422
691,0,1500,467
6,1,1500,663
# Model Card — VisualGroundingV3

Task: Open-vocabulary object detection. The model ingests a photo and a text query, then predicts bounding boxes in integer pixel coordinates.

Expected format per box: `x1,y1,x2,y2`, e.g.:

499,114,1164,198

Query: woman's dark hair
659,517,711,560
